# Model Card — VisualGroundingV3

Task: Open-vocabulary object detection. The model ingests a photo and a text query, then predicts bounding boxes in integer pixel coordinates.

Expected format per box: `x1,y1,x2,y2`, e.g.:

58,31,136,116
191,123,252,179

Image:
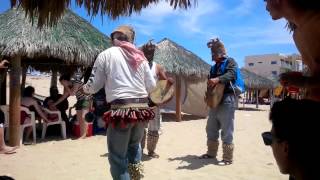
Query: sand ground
0,76,288,180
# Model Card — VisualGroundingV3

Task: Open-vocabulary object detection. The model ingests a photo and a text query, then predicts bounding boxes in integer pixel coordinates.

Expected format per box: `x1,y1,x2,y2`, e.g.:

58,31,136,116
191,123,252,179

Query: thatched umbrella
0,8,111,146
0,8,111,68
240,68,276,108
152,38,210,121
10,0,196,27
241,68,275,89
154,38,210,79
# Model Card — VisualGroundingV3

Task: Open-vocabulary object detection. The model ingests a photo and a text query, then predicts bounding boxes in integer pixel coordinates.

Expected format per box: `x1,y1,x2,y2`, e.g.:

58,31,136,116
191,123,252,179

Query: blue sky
0,0,298,67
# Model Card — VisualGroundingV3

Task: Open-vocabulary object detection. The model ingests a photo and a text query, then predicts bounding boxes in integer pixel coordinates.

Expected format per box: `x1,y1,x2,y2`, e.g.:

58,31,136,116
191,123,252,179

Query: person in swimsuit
21,86,49,142
53,74,91,139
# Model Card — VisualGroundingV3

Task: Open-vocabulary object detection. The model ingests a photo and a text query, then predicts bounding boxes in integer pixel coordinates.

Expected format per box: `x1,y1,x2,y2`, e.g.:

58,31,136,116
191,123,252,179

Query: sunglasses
112,33,129,42
262,132,273,146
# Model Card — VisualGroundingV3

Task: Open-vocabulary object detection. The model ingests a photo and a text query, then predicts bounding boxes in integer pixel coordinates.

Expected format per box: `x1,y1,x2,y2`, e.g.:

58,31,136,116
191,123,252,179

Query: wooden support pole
242,91,246,108
0,71,6,105
270,89,274,108
175,75,182,122
256,89,259,109
21,65,27,93
51,70,58,87
9,56,21,146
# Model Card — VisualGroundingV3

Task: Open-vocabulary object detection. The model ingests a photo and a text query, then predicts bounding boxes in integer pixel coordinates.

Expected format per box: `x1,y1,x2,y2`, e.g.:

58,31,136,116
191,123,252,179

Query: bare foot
0,145,18,154
76,134,87,140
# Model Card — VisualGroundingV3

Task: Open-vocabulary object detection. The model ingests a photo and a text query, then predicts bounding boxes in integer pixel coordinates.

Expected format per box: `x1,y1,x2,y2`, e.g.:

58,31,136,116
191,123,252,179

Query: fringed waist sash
103,98,155,128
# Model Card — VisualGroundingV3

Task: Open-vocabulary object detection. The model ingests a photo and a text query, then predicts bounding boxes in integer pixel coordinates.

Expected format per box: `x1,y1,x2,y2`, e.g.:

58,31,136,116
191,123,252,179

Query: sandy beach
0,76,287,180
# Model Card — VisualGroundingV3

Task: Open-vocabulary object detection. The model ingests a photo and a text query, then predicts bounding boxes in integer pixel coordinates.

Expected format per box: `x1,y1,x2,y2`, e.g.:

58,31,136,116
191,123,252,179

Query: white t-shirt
83,46,156,102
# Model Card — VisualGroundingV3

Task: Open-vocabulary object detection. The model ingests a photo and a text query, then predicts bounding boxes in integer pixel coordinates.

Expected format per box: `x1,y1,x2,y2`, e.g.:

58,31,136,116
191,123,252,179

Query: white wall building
244,53,303,79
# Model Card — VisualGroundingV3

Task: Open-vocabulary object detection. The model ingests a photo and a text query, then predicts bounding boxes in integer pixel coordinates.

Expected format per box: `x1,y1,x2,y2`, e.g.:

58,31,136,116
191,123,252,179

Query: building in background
244,53,303,80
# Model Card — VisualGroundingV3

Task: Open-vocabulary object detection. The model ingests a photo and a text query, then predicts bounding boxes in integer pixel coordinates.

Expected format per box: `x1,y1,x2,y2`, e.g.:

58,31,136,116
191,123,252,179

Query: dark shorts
75,99,90,111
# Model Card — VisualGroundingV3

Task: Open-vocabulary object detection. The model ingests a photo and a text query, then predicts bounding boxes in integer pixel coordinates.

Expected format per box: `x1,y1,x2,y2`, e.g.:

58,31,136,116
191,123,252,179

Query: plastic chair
0,105,9,140
20,106,37,144
41,108,66,140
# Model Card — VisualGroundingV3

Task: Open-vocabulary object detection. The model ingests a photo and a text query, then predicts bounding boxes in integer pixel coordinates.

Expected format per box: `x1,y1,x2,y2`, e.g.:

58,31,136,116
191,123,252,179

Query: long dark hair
23,86,35,97
289,0,320,11
285,0,320,32
286,21,296,33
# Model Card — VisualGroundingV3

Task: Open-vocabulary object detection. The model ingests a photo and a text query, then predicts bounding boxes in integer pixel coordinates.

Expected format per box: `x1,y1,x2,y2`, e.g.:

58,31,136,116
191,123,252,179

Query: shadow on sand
100,153,108,157
162,113,205,122
168,155,218,170
237,107,266,111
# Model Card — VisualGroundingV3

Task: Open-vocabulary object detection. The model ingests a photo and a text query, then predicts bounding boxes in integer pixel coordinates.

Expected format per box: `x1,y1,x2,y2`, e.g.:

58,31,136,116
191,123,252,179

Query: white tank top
150,62,158,81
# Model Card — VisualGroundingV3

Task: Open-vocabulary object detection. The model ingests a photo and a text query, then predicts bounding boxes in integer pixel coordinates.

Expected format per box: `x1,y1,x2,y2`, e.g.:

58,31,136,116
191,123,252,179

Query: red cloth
113,39,147,69
47,114,59,122
20,111,29,125
103,108,155,128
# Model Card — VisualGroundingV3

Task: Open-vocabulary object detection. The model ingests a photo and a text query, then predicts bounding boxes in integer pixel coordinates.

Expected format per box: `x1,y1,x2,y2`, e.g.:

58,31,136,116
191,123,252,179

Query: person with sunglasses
262,98,320,180
264,0,320,101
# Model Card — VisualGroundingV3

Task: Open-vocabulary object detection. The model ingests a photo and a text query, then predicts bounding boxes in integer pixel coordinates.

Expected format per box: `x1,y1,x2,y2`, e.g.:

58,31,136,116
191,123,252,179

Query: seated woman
43,86,69,121
21,86,49,142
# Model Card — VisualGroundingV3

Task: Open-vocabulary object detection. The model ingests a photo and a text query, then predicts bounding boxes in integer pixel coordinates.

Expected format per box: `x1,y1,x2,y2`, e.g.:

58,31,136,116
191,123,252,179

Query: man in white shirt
82,25,156,180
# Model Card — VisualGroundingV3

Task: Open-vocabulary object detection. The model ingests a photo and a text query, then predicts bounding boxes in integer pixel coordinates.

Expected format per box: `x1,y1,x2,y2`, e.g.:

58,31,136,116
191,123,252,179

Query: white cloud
127,0,221,37
125,1,180,36
228,0,257,16
132,1,178,23
132,23,156,37
179,0,221,35
227,20,294,48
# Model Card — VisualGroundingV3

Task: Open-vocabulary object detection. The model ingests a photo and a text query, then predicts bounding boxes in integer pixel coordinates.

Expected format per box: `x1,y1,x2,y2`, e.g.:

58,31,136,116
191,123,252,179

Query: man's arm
218,58,237,84
144,62,156,93
32,100,49,122
82,53,108,94
53,88,70,106
157,64,174,85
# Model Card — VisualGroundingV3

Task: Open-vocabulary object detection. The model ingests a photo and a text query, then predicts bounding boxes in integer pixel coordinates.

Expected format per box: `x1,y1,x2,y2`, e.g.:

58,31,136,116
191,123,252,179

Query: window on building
248,63,254,66
271,61,277,65
271,71,277,76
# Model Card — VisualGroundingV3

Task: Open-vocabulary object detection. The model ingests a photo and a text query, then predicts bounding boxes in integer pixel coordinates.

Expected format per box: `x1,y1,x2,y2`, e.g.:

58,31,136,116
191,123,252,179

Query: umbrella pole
21,65,27,93
256,89,259,109
51,70,58,87
9,56,21,146
0,71,6,105
175,75,182,122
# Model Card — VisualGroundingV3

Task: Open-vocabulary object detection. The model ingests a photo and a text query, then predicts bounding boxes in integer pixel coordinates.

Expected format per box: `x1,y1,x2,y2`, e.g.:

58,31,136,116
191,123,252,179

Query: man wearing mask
200,38,238,166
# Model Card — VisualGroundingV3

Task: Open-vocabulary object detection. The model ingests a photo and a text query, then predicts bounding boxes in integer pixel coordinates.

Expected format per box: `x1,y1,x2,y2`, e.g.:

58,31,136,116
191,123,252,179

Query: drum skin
150,80,175,105
204,83,225,108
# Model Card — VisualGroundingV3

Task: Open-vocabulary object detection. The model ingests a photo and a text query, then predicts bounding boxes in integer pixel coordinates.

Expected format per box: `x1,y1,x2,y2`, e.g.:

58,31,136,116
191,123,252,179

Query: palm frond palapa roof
153,38,211,79
0,8,111,67
10,0,196,27
241,68,276,89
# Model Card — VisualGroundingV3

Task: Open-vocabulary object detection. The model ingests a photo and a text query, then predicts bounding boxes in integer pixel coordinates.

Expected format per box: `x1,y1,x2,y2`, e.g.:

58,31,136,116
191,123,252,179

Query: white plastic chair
0,105,9,140
41,108,66,140
20,106,37,144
